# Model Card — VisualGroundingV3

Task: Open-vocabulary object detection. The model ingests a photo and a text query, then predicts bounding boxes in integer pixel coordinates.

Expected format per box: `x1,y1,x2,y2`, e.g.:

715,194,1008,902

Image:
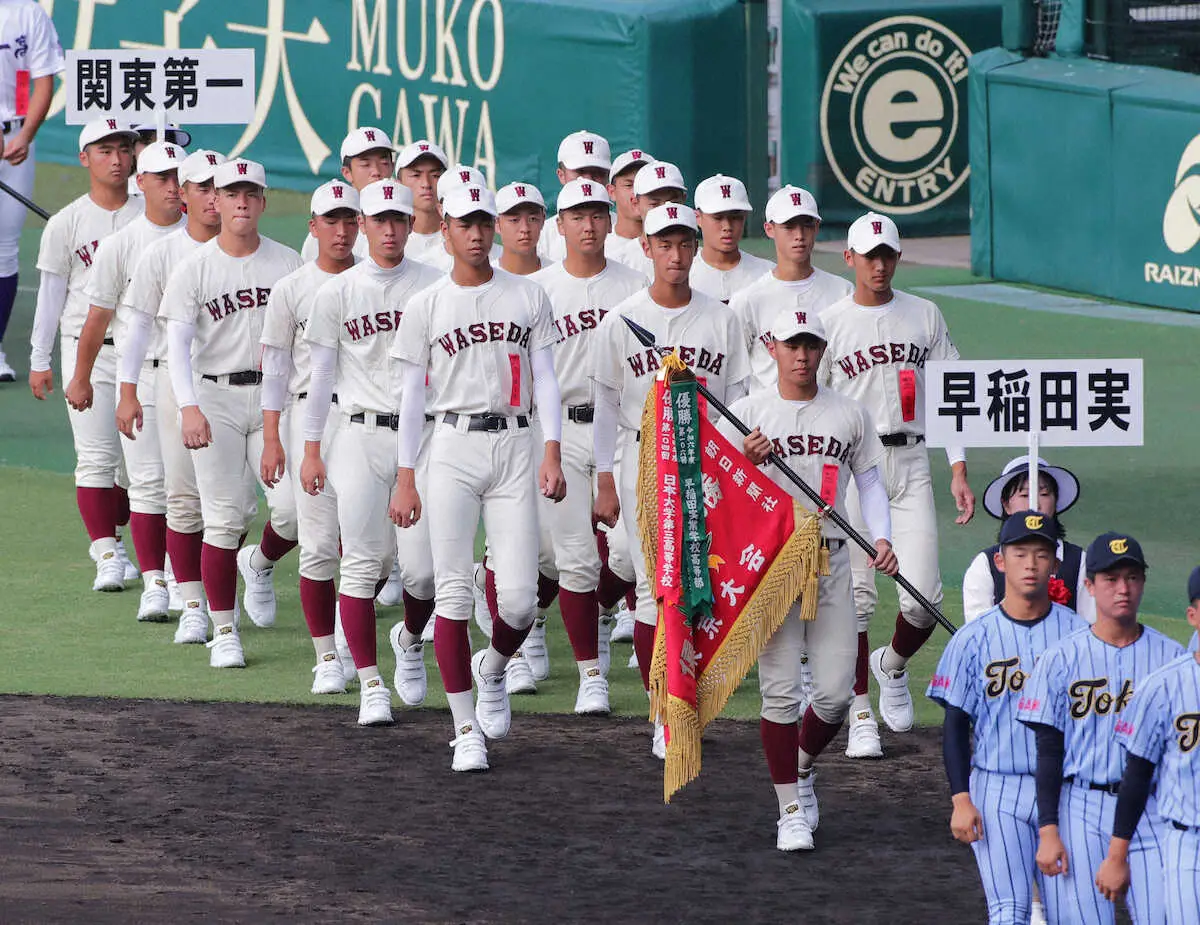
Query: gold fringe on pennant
662,692,703,801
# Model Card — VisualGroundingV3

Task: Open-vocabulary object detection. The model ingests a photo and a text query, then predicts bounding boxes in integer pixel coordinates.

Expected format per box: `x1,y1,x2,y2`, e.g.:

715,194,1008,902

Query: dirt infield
0,696,985,924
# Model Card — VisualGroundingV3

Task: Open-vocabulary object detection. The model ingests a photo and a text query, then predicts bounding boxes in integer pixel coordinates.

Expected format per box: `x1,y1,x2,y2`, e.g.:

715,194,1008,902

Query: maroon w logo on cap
382,185,394,200
655,166,666,179
583,141,594,154
365,130,376,142
332,185,344,199
795,311,807,323
514,185,526,197
581,183,592,196
631,150,642,160
106,119,117,130
790,192,802,206
720,184,731,198
459,170,471,182
419,143,429,151
666,206,678,219
206,154,218,165
166,146,177,158
470,188,481,202
871,221,883,235
236,162,248,175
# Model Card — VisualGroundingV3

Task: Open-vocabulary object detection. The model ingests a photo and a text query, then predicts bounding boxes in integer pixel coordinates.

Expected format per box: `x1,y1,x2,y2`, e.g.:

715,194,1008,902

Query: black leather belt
880,433,924,447
297,392,338,404
442,412,529,432
1173,821,1197,832
822,539,845,551
202,370,263,386
0,119,23,134
350,411,399,430
103,337,114,346
150,359,160,368
567,405,594,424
1065,776,1121,796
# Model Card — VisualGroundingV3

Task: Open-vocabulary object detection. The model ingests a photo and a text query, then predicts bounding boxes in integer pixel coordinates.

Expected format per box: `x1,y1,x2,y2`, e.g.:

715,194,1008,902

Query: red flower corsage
1048,577,1070,605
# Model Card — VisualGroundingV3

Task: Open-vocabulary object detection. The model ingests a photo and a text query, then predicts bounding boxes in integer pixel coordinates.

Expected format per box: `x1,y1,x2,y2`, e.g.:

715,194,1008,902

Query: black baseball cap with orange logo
999,510,1060,547
1086,532,1148,573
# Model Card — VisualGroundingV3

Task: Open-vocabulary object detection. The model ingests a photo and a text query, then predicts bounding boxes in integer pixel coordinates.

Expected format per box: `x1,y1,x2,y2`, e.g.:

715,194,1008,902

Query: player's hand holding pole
1036,825,1070,876
950,461,976,525
180,405,212,450
28,369,53,400
742,426,771,465
389,467,422,528
299,442,325,496
115,386,143,438
1094,842,1132,902
872,539,899,575
539,441,566,502
593,473,619,528
949,792,983,844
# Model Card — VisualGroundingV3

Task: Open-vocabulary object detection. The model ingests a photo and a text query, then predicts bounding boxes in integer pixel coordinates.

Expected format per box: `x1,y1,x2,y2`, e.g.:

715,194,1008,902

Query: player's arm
1095,754,1155,901
28,270,66,398
389,359,427,528
299,342,337,495
166,319,210,449
115,309,154,438
592,381,620,528
942,705,983,844
531,344,565,503
259,344,291,487
7,7,61,166
65,304,114,410
854,465,897,574
1030,723,1070,876
947,454,975,525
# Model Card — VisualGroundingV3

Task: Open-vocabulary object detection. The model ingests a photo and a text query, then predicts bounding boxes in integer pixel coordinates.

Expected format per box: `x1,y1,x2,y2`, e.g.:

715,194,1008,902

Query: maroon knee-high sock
128,512,166,573
890,611,936,660
200,543,239,612
402,590,435,636
597,565,635,610
634,621,655,692
167,529,203,583
434,616,472,694
258,520,297,562
624,588,636,611
798,707,843,759
113,485,130,527
853,630,871,697
484,566,500,622
76,487,117,541
761,718,800,784
338,593,377,669
491,615,532,658
299,576,337,639
559,588,599,661
537,572,559,610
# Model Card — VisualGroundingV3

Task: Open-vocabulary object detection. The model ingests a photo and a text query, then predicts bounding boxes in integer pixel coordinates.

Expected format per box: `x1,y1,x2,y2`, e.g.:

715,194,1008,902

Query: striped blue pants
969,769,1047,925
1163,824,1200,925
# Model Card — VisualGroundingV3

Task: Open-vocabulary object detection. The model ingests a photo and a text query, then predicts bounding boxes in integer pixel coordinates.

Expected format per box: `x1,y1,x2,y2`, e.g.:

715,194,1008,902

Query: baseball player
1189,566,1200,656
690,174,773,304
29,119,141,592
394,139,448,269
126,123,191,198
592,202,751,757
818,211,976,760
609,161,688,277
65,141,187,623
718,305,896,851
496,182,547,275
0,0,62,383
301,178,441,723
538,130,611,264
1095,571,1200,923
527,178,648,714
927,511,1087,923
163,159,302,669
965,456,1095,623
260,179,360,695
605,148,654,262
389,182,566,772
1019,532,1184,925
299,126,393,262
408,164,502,275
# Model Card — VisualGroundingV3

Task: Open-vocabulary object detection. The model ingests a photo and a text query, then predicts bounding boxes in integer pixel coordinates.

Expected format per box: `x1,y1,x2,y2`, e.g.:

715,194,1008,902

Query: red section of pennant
898,369,916,422
508,354,521,406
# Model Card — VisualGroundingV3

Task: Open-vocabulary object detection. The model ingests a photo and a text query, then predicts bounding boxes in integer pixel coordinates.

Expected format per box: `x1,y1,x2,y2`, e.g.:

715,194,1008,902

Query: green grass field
1,164,1195,728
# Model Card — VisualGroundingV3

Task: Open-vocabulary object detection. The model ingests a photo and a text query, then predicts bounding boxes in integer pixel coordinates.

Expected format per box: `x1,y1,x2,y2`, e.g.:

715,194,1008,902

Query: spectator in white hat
691,174,774,303
496,182,547,276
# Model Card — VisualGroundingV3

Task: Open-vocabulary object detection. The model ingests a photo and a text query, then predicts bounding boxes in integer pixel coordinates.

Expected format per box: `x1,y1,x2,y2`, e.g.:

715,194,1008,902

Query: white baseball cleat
574,668,611,716
389,622,427,706
472,562,492,638
311,653,348,695
505,649,537,695
375,561,403,607
357,677,394,726
524,615,549,681
776,804,815,851
136,578,171,622
207,624,245,668
611,603,635,643
174,601,209,645
628,649,639,670
652,719,667,760
449,718,489,772
167,570,182,612
115,540,139,582
844,708,884,759
0,348,15,382
471,650,511,740
870,646,914,732
597,613,614,676
92,549,126,592
236,545,277,628
796,770,819,830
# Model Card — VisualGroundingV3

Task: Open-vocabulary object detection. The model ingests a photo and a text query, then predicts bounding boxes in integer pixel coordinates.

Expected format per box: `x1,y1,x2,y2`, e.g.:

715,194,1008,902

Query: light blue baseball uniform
1117,653,1200,925
1188,631,1198,654
927,603,1085,925
1019,625,1185,925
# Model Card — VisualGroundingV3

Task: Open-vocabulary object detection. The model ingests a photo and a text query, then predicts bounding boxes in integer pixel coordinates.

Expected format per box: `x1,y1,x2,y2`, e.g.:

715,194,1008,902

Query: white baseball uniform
818,288,961,630
607,233,653,277
731,269,854,392
162,236,302,549
592,287,752,627
32,194,143,490
689,249,775,304
304,255,441,599
529,258,647,594
407,234,502,273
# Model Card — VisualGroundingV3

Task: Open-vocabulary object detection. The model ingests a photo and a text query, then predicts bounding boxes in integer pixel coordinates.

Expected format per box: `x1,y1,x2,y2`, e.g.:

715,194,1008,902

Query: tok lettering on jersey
75,239,100,269
768,432,853,463
626,345,725,378
1069,677,1134,718
204,287,271,322
436,320,532,356
835,342,930,380
554,308,607,343
344,309,403,342
984,657,1028,697
1175,712,1200,752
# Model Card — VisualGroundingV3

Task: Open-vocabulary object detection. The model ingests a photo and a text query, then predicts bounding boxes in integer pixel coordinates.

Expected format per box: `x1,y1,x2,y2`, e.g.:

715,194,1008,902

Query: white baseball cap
132,122,192,148
496,182,546,215
442,183,497,219
557,178,611,212
847,212,901,254
360,179,414,217
436,164,487,201
557,130,611,171
178,150,226,185
395,139,449,170
694,174,753,214
78,118,137,153
770,305,827,343
643,202,698,236
634,161,687,197
311,179,360,216
214,158,268,190
609,148,654,182
136,141,186,175
340,126,394,160
765,185,822,224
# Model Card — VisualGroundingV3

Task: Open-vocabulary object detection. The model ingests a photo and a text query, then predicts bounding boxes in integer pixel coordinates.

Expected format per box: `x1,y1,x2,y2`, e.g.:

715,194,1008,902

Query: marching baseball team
22,120,1200,922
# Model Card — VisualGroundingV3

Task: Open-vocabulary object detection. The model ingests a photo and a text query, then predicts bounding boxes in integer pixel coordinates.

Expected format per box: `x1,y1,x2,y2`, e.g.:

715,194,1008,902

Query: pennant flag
636,354,823,802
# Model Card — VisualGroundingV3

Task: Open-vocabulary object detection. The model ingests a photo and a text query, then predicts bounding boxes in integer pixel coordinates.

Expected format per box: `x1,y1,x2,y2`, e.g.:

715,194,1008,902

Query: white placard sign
925,359,1144,448
65,49,255,125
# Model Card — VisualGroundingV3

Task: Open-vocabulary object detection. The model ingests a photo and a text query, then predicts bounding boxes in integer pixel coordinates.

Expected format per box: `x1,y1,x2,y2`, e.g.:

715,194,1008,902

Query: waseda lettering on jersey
835,343,931,379
1068,678,1134,719
984,657,1027,698
75,239,100,268
343,309,405,342
204,287,271,322
768,433,852,464
436,321,532,356
626,345,725,378
554,308,607,342
1176,713,1200,752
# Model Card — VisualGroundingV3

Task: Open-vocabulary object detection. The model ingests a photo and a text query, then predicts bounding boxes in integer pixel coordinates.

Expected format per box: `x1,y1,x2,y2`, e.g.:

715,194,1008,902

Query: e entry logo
820,16,971,215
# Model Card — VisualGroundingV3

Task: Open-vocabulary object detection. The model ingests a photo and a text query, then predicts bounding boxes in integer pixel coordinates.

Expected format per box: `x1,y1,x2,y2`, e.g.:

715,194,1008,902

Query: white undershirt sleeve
945,445,966,467
30,271,67,371
531,345,562,444
304,342,337,442
260,344,291,413
118,310,154,385
593,382,619,473
166,319,199,408
853,465,892,544
395,360,426,469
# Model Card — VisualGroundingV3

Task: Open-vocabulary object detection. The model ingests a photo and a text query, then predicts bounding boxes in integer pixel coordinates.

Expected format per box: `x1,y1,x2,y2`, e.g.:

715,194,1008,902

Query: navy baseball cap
1187,566,1200,603
999,511,1060,547
1086,532,1147,574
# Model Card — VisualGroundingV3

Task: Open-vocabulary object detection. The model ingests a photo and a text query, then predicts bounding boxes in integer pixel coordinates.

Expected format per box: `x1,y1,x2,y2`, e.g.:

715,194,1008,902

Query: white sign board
925,359,1144,447
65,49,255,125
